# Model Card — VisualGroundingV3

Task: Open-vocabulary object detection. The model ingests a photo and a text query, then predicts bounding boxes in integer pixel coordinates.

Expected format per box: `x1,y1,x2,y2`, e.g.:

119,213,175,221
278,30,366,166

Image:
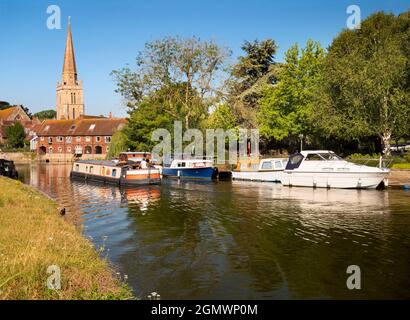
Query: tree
206,104,237,130
106,130,129,159
112,36,230,130
5,121,26,148
258,40,326,148
226,39,281,128
0,101,10,110
315,11,410,155
33,109,56,120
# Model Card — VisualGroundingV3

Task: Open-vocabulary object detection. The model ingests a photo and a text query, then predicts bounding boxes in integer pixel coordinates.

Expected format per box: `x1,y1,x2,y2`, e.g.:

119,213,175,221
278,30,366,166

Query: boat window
285,153,304,170
319,152,343,161
89,166,93,173
75,164,79,172
240,163,248,170
112,169,117,177
261,161,273,170
274,161,283,169
305,153,324,161
177,162,186,168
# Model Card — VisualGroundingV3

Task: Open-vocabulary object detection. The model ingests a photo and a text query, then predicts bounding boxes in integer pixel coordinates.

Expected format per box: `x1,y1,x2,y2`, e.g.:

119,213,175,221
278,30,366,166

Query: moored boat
162,159,217,180
232,158,287,182
281,150,389,189
0,159,18,179
70,159,161,186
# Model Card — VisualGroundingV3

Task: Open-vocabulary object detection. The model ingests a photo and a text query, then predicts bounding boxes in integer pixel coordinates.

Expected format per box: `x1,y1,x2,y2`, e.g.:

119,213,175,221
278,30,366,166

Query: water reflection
16,163,410,299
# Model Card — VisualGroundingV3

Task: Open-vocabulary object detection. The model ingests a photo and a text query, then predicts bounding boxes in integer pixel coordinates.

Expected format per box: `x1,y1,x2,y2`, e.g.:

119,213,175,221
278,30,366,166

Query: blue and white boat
162,159,217,180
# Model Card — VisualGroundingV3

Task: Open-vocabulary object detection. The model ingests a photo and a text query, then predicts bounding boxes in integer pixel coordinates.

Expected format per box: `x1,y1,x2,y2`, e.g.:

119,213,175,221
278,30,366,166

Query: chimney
109,112,112,119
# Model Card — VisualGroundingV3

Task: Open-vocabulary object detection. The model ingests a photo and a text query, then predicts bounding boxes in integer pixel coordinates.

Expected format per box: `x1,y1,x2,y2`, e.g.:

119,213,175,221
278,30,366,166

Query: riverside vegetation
0,176,133,299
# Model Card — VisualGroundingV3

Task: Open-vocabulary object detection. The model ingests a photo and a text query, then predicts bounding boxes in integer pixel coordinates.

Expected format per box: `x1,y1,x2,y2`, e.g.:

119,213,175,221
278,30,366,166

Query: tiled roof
36,118,127,136
0,107,16,120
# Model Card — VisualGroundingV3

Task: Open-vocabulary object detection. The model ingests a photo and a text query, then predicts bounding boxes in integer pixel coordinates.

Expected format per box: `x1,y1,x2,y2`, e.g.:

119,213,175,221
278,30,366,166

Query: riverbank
0,176,134,300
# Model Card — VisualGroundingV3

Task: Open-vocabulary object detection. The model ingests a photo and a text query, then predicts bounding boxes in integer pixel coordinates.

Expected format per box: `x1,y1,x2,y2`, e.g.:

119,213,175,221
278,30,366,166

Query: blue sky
0,0,409,117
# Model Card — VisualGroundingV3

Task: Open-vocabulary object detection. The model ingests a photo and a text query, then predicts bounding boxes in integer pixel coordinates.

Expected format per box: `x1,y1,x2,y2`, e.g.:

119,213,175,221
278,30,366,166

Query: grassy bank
0,176,133,299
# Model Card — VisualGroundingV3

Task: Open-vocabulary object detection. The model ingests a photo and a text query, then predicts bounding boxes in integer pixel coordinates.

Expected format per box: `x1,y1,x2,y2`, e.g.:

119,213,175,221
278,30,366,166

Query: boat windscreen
285,153,304,170
318,152,343,161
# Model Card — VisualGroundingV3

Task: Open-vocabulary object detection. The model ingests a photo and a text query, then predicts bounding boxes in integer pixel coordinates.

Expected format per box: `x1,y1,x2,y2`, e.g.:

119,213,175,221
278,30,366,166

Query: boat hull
232,171,283,182
280,171,388,189
70,171,161,186
162,167,216,180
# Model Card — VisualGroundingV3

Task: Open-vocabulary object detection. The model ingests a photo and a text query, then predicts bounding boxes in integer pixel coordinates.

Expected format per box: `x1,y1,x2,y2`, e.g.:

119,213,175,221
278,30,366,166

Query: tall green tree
106,129,129,159
315,11,410,155
5,121,26,148
227,39,281,128
33,109,56,120
258,40,326,148
112,36,230,130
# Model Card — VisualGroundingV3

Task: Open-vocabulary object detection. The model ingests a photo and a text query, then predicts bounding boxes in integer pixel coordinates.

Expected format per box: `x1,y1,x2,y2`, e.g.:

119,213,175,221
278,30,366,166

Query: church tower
56,17,84,120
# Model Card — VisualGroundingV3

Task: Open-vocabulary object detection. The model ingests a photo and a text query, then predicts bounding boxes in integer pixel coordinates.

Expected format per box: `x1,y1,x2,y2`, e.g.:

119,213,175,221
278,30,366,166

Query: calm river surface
17,163,410,299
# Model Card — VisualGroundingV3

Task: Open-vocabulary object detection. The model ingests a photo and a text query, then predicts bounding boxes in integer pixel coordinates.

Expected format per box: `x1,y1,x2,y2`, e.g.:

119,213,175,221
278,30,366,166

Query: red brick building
35,116,127,161
0,105,40,145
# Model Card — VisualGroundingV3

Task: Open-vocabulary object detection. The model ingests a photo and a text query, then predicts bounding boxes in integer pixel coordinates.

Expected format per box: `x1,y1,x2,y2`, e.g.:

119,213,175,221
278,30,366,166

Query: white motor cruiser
281,150,389,189
232,158,288,182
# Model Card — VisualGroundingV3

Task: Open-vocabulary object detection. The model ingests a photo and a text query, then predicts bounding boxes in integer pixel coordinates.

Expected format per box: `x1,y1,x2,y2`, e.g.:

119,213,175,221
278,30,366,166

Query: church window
76,136,81,142
66,136,72,143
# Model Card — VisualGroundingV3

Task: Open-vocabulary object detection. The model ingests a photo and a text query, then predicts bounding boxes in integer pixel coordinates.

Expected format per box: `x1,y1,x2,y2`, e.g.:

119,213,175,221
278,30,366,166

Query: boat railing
346,157,393,169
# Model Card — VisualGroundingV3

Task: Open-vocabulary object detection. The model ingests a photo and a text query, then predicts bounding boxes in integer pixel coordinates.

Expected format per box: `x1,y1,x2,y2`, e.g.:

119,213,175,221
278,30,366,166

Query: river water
16,163,410,299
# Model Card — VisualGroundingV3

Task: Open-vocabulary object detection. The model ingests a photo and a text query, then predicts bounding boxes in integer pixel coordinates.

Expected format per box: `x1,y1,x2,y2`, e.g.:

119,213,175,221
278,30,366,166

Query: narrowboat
281,150,389,189
232,158,288,182
162,159,218,180
0,159,18,179
70,160,161,185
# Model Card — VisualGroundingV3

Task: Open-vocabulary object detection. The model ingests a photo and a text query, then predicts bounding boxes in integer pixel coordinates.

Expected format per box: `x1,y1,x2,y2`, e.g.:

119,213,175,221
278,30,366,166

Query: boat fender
403,185,410,191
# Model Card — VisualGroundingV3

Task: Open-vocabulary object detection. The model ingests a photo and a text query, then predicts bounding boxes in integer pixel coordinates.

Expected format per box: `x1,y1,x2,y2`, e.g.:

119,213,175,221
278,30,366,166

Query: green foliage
392,163,410,169
0,101,10,110
315,11,410,155
5,121,26,148
112,36,230,129
258,40,326,145
206,104,237,130
227,39,280,128
33,109,56,120
106,130,129,159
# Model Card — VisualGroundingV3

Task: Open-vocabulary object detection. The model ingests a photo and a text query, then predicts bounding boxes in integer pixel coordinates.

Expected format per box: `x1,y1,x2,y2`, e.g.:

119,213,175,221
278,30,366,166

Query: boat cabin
168,159,214,169
236,158,288,172
286,150,344,170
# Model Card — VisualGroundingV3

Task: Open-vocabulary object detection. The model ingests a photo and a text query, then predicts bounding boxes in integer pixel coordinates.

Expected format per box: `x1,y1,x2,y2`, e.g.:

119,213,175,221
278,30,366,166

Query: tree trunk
381,130,392,156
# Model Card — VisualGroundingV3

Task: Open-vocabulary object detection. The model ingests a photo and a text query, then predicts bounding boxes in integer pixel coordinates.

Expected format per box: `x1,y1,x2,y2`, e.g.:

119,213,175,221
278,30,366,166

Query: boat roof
172,159,213,163
74,160,119,167
299,150,334,156
120,152,151,155
260,158,288,162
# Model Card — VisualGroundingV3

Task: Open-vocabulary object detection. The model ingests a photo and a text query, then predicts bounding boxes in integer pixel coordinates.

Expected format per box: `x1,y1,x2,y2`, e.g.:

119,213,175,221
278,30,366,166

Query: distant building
35,116,127,161
32,18,127,161
56,17,84,120
0,105,39,145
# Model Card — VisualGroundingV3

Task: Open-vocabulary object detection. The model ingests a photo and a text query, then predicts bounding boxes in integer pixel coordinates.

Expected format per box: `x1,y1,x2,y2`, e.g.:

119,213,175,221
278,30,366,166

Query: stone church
56,17,84,120
34,18,127,161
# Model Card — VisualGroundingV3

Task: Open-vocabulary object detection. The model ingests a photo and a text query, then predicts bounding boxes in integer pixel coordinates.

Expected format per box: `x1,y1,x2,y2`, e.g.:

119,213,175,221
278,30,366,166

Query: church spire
56,16,84,120
62,16,77,84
